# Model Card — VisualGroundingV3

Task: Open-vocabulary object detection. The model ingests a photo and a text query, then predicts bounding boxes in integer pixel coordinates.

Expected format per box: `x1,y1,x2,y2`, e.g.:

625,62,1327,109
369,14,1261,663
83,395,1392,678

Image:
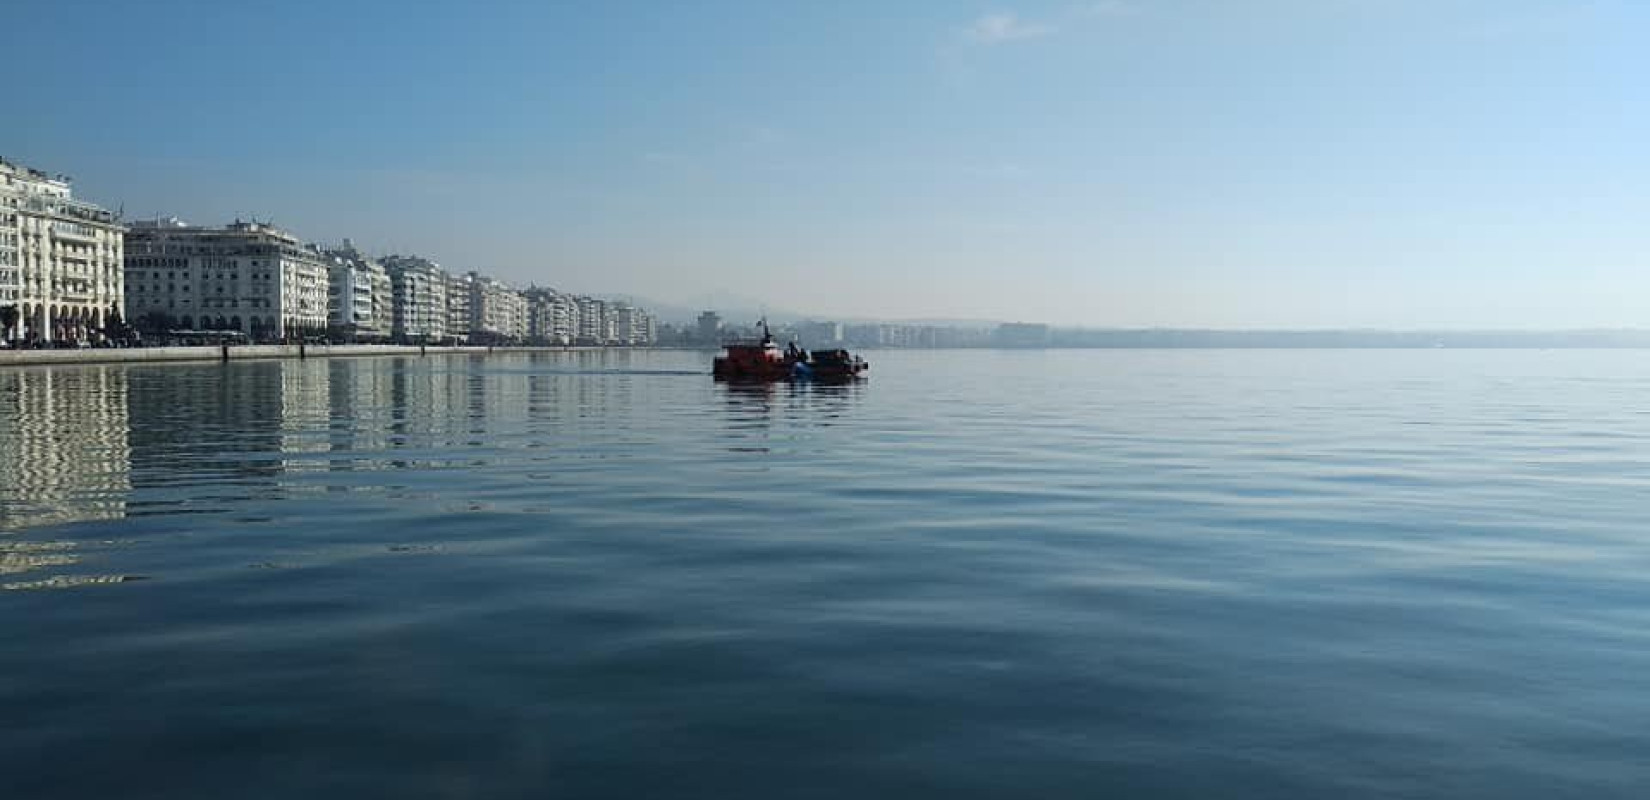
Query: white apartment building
612,303,656,346
368,258,392,336
553,294,581,344
524,288,580,345
467,272,527,343
576,296,612,344
382,255,448,343
124,219,329,340
524,288,554,344
446,271,472,344
0,158,125,343
326,241,390,341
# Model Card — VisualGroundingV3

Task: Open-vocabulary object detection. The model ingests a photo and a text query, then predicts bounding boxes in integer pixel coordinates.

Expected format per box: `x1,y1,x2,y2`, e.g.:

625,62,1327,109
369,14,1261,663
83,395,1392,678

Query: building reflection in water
0,351,857,533
0,366,132,531
125,362,289,491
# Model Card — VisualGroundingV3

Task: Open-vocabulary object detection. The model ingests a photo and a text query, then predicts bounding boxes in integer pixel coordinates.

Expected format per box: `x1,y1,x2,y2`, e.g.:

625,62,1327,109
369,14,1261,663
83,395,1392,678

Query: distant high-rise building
0,157,125,343
696,310,722,344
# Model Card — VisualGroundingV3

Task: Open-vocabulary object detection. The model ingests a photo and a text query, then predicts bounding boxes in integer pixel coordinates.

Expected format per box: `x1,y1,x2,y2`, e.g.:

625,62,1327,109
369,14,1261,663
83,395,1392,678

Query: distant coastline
691,317,1650,351
1004,329,1650,349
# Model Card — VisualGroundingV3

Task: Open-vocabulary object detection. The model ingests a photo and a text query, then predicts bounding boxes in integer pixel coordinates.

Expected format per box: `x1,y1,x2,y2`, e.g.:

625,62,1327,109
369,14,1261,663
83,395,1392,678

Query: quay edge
0,344,662,369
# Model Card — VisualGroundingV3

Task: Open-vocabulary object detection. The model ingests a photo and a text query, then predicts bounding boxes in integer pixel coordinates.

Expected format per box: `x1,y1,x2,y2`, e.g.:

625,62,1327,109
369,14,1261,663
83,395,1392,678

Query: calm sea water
2,349,1648,798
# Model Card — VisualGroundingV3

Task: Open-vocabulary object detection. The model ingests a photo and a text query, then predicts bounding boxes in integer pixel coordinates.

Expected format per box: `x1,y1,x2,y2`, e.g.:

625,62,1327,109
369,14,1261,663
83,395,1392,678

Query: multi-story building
124,218,329,340
369,257,392,337
524,288,555,344
381,255,448,343
525,287,583,345
612,303,656,346
466,272,526,344
325,240,390,341
551,292,581,344
576,296,612,345
695,311,722,345
0,158,125,343
445,271,472,344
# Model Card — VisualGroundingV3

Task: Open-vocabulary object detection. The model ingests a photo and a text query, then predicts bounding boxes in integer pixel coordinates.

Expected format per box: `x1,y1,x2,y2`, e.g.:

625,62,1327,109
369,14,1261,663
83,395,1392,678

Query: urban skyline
16,152,1650,355
1,155,657,348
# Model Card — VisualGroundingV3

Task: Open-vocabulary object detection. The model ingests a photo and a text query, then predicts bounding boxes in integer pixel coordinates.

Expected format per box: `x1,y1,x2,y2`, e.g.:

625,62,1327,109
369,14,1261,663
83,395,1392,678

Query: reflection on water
7,350,1649,798
1,352,865,534
717,380,865,454
0,367,130,530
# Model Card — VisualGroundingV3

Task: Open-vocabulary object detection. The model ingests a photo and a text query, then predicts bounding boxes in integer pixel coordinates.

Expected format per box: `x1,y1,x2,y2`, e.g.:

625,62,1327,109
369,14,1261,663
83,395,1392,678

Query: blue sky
8,0,1648,327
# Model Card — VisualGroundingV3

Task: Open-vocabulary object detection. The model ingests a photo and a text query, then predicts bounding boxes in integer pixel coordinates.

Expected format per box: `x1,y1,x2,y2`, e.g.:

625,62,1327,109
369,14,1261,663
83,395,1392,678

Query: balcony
51,225,98,243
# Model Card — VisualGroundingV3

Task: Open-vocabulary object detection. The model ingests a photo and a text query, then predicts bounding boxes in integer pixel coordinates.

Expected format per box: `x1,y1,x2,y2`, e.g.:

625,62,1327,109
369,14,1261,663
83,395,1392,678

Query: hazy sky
9,0,1647,327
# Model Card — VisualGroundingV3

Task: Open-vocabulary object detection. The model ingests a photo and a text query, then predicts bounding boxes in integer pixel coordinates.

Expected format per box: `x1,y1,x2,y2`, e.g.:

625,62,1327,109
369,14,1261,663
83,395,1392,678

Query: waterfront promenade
0,344,638,368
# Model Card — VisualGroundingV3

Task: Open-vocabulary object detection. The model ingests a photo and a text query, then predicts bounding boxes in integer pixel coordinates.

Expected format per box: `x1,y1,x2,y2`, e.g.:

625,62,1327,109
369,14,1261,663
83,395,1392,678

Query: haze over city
9,0,1647,328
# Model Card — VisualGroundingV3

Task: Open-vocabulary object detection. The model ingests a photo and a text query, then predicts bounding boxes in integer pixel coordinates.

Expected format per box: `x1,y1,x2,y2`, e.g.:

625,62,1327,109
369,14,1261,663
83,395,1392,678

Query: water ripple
2,350,1649,797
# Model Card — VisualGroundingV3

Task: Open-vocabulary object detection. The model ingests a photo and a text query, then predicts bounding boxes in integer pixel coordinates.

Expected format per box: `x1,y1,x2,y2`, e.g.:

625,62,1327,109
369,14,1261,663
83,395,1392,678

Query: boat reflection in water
715,371,865,456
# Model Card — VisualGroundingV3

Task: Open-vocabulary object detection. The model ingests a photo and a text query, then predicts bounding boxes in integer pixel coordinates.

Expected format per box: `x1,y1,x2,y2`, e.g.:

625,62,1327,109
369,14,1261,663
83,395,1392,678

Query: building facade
445,271,472,344
381,255,448,343
694,311,722,345
576,297,612,344
524,288,555,344
124,218,328,340
467,272,527,344
612,303,656,346
524,288,581,345
325,241,390,341
0,158,125,343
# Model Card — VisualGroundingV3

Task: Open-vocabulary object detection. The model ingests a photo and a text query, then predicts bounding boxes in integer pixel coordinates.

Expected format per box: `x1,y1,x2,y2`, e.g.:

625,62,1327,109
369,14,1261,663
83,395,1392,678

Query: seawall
0,344,610,368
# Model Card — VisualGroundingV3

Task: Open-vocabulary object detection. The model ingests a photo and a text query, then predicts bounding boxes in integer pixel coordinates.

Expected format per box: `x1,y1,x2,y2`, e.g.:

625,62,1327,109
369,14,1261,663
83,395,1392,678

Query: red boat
713,321,868,381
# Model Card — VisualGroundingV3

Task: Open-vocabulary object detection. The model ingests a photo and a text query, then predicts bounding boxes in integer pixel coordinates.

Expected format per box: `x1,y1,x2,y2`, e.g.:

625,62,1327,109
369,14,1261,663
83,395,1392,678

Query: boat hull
713,356,869,382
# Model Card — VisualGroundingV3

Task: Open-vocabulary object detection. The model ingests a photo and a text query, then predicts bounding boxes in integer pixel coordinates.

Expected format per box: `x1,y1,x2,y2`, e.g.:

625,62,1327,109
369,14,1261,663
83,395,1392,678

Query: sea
1,349,1647,798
